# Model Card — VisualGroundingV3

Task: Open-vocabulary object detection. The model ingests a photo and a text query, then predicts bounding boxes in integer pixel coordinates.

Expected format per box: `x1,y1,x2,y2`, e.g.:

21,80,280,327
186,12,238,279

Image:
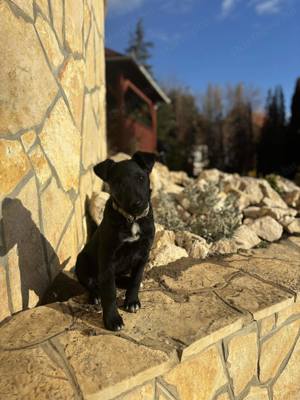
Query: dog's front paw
124,299,141,313
104,311,124,331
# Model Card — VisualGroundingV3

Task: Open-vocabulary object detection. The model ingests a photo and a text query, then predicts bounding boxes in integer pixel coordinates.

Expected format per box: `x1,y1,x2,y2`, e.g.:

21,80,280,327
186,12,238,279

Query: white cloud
221,0,238,16
254,0,282,15
221,0,290,17
108,0,145,14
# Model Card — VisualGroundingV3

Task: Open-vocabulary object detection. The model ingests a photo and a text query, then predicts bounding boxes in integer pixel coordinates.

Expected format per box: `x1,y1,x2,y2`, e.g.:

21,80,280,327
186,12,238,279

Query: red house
105,49,170,154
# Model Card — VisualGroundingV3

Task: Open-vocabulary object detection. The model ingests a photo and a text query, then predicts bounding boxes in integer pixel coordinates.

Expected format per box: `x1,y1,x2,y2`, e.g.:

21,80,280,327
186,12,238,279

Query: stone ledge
0,236,299,399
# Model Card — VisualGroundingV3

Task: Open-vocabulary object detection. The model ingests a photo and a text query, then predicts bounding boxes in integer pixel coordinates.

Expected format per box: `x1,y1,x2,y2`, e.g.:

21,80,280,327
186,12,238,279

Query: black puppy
75,152,156,331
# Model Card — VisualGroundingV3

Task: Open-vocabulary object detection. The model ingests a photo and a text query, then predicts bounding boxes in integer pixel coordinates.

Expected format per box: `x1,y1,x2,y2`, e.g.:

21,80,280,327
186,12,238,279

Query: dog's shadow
0,198,82,311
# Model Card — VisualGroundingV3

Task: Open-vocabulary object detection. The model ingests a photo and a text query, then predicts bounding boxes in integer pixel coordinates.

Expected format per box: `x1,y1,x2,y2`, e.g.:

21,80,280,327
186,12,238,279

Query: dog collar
112,200,149,223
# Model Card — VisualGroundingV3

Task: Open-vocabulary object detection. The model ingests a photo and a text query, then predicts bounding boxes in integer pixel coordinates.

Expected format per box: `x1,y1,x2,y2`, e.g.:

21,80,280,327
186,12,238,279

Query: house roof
105,48,171,105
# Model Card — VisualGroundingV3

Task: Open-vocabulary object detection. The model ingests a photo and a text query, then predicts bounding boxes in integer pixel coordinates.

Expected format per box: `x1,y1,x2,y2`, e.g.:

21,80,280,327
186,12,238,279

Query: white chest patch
124,222,141,243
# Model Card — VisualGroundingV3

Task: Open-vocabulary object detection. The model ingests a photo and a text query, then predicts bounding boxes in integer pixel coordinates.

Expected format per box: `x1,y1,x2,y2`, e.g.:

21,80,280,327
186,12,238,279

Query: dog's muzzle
112,201,149,223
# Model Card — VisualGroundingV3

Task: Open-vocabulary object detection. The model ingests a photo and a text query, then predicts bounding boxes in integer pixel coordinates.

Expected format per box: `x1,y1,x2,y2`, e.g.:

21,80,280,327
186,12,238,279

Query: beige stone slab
55,213,78,272
155,381,178,400
226,242,300,297
84,0,92,45
58,331,172,400
0,304,73,350
59,57,85,130
91,0,104,35
215,273,294,321
65,0,83,54
50,0,64,45
163,345,227,400
106,290,244,360
17,175,40,228
35,15,64,70
114,382,154,400
0,139,30,197
259,319,300,383
226,330,258,396
12,0,34,19
0,2,57,135
41,178,73,256
21,130,37,151
0,346,76,399
215,394,230,400
85,22,96,89
260,314,276,337
0,264,10,322
94,24,104,86
244,386,269,400
273,336,300,400
3,178,49,312
36,0,50,19
40,97,81,192
98,85,107,159
91,88,100,120
6,245,23,313
277,302,300,326
82,93,102,169
75,196,84,248
287,235,300,249
159,261,238,293
29,144,52,187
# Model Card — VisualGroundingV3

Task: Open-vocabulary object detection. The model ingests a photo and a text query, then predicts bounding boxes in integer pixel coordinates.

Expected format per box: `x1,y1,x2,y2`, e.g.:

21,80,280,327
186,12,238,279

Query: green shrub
154,181,242,242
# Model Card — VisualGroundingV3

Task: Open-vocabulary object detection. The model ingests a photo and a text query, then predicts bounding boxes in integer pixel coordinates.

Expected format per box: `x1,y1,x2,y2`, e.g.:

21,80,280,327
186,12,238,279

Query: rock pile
90,154,300,269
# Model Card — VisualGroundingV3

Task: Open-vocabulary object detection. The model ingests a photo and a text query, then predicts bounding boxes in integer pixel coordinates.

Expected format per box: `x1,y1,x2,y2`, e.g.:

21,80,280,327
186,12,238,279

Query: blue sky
106,0,300,112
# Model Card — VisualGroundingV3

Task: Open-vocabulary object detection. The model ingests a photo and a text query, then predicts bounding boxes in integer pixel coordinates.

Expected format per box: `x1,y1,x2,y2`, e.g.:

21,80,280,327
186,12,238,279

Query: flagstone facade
0,0,107,322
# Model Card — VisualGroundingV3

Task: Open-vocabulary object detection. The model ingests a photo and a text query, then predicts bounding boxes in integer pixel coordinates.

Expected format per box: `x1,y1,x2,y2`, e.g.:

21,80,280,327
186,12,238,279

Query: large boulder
259,180,288,209
88,191,109,225
268,175,300,193
151,162,184,197
250,216,283,242
175,231,211,259
210,238,238,255
243,206,297,222
148,244,188,269
283,190,300,209
286,219,300,234
233,225,261,250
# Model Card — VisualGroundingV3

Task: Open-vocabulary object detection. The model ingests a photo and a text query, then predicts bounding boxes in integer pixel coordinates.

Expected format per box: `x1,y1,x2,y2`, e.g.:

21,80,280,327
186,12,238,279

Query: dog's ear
93,159,115,181
132,151,156,173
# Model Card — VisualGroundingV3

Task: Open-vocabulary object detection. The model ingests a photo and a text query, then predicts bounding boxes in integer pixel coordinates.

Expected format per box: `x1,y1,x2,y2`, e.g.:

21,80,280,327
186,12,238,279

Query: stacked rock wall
0,0,107,322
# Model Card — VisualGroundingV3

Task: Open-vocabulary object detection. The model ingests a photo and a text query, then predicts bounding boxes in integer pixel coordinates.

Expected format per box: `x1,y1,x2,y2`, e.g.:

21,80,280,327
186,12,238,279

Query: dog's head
93,152,156,217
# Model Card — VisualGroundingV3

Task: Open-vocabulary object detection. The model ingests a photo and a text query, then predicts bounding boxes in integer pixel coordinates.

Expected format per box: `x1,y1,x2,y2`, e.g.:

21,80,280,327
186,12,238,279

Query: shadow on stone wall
0,198,71,312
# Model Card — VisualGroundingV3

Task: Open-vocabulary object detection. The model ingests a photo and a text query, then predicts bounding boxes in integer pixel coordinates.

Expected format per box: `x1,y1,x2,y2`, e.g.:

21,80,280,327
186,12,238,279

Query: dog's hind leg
75,251,101,305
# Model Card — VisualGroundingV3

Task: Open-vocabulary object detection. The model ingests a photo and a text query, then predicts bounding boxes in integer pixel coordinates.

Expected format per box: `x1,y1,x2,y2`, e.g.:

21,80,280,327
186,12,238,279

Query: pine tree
125,18,154,74
257,86,286,175
223,97,254,173
291,78,300,132
287,78,300,171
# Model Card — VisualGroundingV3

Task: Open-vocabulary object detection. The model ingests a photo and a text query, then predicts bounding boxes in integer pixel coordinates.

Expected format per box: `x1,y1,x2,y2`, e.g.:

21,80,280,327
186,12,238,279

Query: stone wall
0,237,299,399
0,0,107,322
119,303,300,400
